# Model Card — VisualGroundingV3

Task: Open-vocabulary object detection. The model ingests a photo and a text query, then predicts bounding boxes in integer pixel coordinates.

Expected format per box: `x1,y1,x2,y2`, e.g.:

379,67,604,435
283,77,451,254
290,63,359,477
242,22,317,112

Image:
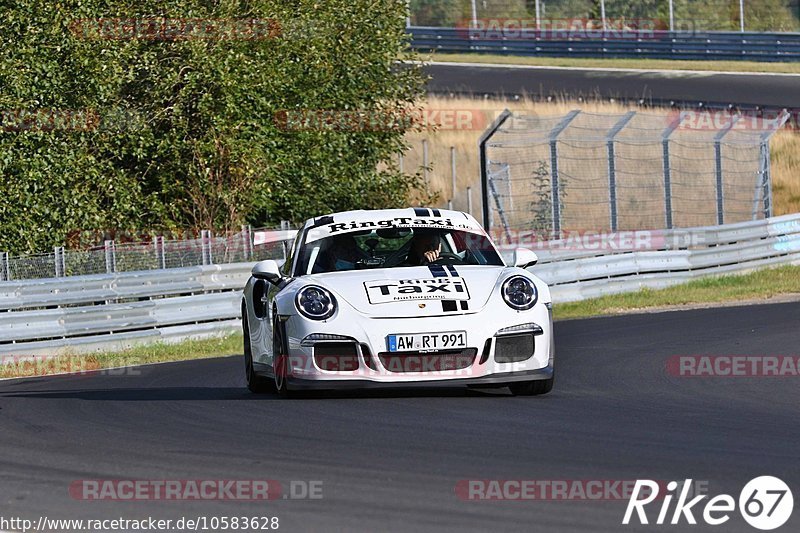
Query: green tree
0,0,426,254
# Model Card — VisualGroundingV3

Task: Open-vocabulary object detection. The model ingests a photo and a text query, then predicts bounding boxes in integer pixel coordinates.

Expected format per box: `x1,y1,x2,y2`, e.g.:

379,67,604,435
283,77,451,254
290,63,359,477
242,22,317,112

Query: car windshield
295,227,504,275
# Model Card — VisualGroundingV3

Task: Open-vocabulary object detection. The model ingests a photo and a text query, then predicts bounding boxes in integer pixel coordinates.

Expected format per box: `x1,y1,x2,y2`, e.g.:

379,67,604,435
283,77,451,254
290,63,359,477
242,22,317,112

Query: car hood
303,265,507,318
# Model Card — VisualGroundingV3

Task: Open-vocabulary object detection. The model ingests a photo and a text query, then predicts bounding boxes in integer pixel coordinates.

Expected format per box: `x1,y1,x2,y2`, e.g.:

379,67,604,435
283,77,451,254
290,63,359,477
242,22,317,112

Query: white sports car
241,208,554,397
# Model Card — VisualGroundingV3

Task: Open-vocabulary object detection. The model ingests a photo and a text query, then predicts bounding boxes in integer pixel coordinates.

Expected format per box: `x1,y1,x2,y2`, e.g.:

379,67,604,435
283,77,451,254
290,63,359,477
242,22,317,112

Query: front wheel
272,320,296,398
243,314,275,394
508,373,554,396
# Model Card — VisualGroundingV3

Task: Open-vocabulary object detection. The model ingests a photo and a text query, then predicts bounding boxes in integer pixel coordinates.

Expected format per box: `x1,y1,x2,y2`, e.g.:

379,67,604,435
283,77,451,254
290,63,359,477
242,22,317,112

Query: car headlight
296,285,336,320
502,275,538,311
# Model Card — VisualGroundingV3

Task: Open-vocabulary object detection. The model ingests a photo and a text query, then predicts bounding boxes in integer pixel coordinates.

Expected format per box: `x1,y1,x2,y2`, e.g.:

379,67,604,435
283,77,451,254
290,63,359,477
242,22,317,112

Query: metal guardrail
409,26,800,61
0,215,798,356
0,263,253,356
524,213,800,302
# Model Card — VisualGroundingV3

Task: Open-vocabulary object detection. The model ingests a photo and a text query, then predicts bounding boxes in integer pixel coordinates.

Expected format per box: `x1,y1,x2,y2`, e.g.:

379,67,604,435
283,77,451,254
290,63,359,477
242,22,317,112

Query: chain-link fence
410,0,800,32
0,225,294,282
481,109,790,242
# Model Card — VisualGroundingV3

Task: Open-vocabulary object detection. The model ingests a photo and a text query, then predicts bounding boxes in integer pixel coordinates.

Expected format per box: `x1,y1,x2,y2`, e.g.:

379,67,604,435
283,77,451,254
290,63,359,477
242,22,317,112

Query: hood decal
364,278,470,304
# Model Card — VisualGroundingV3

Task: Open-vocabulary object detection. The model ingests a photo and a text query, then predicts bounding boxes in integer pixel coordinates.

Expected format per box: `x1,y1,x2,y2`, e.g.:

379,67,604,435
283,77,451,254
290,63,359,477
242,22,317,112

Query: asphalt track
424,62,800,109
2,301,799,532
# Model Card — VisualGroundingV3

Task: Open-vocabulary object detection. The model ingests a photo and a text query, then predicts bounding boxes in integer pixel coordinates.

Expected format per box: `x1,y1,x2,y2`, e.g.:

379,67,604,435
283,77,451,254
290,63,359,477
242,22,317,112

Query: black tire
508,373,554,396
272,319,295,399
243,314,275,394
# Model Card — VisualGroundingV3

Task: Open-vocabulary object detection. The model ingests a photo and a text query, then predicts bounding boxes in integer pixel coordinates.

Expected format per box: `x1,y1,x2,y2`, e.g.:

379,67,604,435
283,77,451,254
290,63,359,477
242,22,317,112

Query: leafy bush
0,0,426,254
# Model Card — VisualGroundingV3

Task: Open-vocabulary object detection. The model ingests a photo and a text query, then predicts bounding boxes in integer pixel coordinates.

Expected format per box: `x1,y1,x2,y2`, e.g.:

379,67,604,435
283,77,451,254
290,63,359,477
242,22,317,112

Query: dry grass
404,95,799,221
428,52,800,75
771,132,800,215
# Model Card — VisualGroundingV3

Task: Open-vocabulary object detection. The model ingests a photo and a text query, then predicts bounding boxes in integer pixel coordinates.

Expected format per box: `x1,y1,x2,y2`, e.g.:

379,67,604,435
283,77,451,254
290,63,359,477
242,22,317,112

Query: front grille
313,342,359,372
378,348,478,373
494,334,535,363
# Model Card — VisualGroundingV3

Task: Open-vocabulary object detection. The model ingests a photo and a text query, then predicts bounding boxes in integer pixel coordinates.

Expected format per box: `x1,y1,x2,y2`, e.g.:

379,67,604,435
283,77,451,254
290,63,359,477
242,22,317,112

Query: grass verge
2,267,799,378
428,52,800,74
0,333,242,379
554,265,800,320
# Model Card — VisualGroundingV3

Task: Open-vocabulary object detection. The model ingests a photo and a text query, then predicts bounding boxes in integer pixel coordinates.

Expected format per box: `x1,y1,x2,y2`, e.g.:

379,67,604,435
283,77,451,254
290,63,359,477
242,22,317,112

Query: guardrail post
104,240,117,273
154,236,166,269
661,112,685,230
0,252,9,281
548,110,581,240
54,246,65,277
713,115,739,226
201,230,213,265
606,111,636,232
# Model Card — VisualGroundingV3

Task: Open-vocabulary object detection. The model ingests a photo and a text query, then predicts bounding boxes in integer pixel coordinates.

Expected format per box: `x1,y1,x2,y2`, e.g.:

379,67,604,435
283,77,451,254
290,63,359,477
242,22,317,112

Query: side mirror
251,260,282,283
513,248,538,269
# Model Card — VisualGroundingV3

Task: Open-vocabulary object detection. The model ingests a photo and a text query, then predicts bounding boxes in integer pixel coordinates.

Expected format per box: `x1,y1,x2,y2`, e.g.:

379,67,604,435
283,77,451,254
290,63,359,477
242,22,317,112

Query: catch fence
480,109,790,242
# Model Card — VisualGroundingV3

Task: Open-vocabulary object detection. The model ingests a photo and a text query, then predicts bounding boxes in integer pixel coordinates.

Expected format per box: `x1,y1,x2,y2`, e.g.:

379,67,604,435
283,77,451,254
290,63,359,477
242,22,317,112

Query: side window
282,229,303,277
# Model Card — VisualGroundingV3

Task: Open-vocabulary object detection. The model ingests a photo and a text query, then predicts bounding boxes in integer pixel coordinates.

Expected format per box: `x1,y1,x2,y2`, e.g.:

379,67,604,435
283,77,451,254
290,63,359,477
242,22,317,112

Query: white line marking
425,60,800,78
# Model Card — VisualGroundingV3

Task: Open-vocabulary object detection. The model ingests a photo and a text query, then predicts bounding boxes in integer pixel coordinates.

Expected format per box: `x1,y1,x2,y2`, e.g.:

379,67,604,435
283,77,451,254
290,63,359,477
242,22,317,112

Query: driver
403,230,442,266
327,234,367,271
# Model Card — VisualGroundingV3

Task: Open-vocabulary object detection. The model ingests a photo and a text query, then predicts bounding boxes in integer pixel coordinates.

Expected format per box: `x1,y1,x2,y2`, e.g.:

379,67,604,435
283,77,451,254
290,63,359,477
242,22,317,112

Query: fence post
398,152,404,174
478,109,512,228
548,110,581,240
760,141,773,219
104,240,117,273
242,224,253,261
54,246,65,277
713,115,739,226
0,252,9,281
154,236,166,269
450,146,457,204
201,230,213,265
487,164,513,244
422,139,429,184
280,221,290,259
606,111,636,232
754,111,790,219
661,112,685,230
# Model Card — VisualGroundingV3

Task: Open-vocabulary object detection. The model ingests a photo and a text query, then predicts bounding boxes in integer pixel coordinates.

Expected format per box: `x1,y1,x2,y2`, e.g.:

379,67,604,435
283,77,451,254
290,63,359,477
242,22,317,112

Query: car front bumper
278,301,555,386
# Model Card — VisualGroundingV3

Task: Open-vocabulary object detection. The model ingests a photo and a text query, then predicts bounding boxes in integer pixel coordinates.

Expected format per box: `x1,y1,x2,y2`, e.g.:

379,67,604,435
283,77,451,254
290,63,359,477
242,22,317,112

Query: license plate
387,331,467,352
